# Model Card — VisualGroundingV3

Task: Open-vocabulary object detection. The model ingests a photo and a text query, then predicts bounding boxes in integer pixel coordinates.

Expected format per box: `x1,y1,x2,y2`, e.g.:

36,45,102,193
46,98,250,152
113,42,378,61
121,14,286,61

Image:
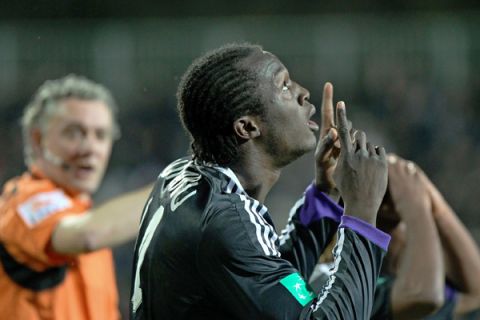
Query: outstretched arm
419,170,480,316
386,156,444,319
51,183,153,254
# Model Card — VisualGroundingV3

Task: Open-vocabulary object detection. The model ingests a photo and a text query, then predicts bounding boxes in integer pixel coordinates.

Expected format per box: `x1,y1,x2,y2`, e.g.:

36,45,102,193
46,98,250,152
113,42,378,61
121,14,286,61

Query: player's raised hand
332,101,388,225
314,83,340,197
386,154,431,220
413,160,453,216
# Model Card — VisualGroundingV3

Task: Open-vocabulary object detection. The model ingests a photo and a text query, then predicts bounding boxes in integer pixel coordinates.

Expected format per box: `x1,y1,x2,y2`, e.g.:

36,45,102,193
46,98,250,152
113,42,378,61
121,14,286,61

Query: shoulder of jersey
12,175,73,227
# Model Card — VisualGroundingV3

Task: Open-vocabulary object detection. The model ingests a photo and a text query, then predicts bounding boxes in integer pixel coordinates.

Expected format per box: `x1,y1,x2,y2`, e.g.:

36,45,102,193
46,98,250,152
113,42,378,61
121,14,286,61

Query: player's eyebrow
264,61,285,83
273,64,285,77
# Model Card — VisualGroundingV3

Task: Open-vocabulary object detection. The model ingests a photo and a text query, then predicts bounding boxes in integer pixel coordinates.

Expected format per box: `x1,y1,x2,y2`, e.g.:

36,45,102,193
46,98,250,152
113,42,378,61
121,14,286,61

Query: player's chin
306,133,317,150
71,178,102,195
293,139,317,158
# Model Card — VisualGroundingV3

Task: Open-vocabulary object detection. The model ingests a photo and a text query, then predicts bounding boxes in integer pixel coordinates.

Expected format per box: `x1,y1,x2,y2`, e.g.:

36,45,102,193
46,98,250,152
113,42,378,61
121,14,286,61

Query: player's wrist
313,179,339,201
343,204,378,226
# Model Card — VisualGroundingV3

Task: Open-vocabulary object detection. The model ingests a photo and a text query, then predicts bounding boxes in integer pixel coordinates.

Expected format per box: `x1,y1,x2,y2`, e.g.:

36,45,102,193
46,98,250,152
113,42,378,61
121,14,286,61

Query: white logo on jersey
160,159,189,180
161,160,201,212
17,190,72,227
167,169,201,212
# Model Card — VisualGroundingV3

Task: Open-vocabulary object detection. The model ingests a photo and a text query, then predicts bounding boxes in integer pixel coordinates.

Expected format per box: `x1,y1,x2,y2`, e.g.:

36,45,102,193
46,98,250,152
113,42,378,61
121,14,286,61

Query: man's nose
298,86,310,106
76,133,96,155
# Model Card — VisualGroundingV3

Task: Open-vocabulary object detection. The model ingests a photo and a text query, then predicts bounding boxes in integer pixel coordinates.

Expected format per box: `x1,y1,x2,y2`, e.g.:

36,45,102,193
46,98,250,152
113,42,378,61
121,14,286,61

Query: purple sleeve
339,215,391,251
445,282,457,301
299,184,343,226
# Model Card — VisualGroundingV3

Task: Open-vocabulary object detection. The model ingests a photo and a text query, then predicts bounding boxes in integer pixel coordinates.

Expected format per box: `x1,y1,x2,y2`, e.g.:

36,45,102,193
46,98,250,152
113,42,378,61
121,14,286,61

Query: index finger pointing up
336,101,353,154
321,82,335,135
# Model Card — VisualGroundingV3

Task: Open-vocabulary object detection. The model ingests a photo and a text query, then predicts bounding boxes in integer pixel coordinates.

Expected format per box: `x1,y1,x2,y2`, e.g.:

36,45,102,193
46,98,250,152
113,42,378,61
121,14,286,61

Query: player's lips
72,164,97,178
307,105,319,131
308,120,319,131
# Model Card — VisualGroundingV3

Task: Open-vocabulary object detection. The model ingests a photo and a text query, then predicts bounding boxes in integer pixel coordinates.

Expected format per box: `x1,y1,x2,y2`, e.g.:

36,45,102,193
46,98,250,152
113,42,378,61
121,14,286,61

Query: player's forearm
84,184,153,250
434,204,480,296
422,171,480,296
391,211,444,317
306,225,389,319
52,184,153,254
279,185,342,278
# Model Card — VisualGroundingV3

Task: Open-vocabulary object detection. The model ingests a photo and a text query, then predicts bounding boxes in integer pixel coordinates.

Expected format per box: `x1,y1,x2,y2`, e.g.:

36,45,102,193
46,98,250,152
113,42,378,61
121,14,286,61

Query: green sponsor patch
376,276,387,287
280,273,315,306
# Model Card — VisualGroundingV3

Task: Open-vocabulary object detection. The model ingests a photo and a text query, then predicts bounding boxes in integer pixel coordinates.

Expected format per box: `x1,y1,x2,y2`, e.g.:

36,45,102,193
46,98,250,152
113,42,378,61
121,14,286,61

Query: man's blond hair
21,74,120,166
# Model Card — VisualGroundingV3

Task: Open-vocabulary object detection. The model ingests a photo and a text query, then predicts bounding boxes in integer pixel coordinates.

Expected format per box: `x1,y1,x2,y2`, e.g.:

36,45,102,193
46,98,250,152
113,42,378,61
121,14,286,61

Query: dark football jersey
130,158,390,319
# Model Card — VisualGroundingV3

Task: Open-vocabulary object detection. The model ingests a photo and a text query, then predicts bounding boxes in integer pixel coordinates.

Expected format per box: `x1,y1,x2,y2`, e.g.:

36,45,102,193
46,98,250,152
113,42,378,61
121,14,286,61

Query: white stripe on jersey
251,199,279,256
239,194,280,257
250,199,279,257
132,205,165,313
258,204,268,216
313,227,346,311
139,197,153,229
216,166,279,257
226,179,236,193
215,167,245,194
279,196,305,246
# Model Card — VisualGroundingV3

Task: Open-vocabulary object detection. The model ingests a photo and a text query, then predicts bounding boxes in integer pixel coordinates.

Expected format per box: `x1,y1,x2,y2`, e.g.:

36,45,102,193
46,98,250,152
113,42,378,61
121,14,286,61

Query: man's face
243,51,318,167
37,98,114,195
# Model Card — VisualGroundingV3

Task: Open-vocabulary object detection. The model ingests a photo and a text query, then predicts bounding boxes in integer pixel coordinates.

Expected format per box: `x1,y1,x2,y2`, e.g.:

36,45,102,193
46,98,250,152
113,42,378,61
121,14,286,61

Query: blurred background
1,1,479,316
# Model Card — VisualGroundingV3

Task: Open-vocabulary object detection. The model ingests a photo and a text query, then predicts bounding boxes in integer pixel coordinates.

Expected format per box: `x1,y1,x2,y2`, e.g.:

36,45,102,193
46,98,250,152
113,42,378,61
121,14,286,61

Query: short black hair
177,43,265,165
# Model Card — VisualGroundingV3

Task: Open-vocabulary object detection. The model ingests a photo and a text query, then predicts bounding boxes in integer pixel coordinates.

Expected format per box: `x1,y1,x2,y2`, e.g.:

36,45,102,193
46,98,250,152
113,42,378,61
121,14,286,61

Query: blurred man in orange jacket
0,75,151,320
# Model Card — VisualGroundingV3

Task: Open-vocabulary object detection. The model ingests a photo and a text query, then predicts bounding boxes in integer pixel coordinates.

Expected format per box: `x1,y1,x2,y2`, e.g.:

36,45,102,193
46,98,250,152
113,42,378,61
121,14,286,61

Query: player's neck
229,156,280,203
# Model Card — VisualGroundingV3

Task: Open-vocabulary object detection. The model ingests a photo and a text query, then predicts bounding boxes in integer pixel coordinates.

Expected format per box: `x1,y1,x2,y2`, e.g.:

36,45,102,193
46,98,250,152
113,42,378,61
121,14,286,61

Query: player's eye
63,126,85,140
95,128,114,141
282,81,290,92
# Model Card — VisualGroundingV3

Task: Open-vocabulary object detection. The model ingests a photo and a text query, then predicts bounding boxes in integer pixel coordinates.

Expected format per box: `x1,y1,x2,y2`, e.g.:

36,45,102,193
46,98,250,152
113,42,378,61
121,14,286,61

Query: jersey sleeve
0,187,83,267
198,201,391,320
278,184,343,279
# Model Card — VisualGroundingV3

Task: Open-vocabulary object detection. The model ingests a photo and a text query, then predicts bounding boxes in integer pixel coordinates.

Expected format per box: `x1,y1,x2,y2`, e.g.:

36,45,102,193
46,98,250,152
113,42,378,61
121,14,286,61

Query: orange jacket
0,171,119,320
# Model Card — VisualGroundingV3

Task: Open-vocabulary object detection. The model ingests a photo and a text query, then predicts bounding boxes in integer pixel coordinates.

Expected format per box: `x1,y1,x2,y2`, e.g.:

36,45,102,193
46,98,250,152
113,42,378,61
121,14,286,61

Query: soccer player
130,43,391,319
0,75,152,319
370,155,480,320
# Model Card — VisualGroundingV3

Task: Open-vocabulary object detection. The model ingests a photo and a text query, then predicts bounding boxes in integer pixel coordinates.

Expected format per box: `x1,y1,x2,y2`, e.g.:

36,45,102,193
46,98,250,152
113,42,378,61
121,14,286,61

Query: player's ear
233,116,261,140
30,128,43,156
